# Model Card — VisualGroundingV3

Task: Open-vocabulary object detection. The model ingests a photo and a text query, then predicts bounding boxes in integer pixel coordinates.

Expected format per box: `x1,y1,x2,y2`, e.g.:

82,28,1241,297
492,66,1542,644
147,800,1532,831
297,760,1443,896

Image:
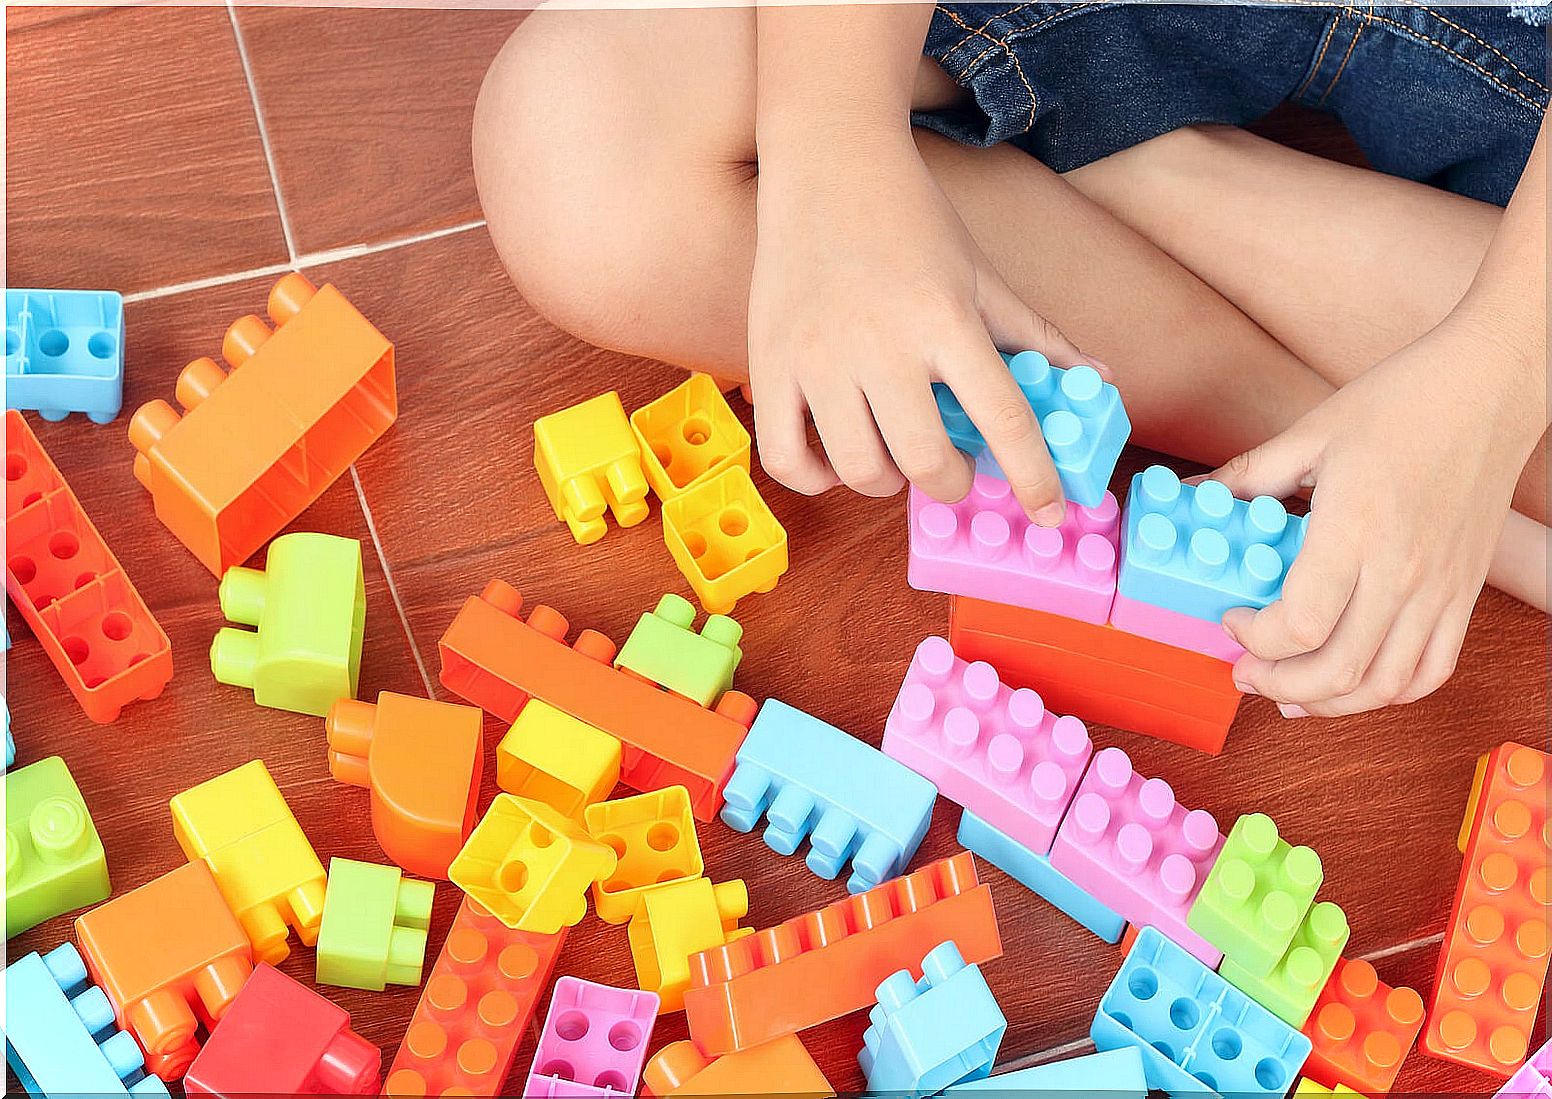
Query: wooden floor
6,7,1546,1095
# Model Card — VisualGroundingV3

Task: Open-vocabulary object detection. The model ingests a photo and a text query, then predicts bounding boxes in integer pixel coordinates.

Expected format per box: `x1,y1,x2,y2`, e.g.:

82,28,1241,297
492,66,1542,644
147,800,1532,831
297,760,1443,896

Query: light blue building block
5,699,13,769
721,698,937,893
5,289,125,424
958,809,1124,943
944,1047,1147,1096
5,942,171,1098
861,942,1007,1096
1118,465,1307,624
1091,927,1310,1097
934,351,1130,509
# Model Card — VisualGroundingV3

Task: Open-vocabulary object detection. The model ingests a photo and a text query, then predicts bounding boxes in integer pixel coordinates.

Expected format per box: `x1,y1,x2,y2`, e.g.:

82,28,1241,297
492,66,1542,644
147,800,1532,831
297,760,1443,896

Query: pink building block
883,636,1092,857
527,977,659,1098
1049,746,1225,965
907,477,1120,623
1497,1036,1552,1099
1108,591,1244,662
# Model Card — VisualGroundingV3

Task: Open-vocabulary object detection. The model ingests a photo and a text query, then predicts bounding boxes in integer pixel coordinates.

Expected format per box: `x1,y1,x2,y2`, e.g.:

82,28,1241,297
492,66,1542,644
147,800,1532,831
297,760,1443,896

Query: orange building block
127,274,395,575
1423,742,1552,1077
681,853,1002,1055
1302,958,1424,1095
74,861,254,1081
326,691,484,879
385,897,566,1098
1119,924,1140,956
437,579,758,822
5,410,172,723
643,1036,833,1098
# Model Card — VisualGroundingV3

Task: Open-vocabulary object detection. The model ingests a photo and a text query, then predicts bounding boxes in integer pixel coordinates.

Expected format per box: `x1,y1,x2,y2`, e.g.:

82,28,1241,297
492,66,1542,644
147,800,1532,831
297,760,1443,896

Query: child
471,4,1548,719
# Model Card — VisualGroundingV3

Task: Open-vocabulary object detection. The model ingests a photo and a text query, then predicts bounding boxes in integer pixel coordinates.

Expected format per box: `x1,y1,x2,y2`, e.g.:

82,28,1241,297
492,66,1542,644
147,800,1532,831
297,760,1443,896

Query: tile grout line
226,0,299,264
349,465,438,699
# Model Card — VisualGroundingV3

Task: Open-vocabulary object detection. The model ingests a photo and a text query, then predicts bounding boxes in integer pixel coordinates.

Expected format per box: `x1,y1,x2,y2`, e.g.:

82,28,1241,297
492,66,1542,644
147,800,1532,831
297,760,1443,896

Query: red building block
5,410,172,723
438,580,758,821
1302,958,1424,1095
183,964,379,1096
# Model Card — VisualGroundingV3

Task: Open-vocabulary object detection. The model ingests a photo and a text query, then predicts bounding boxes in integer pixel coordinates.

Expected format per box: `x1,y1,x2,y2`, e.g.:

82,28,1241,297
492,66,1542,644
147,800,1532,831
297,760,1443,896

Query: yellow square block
1295,1080,1367,1098
630,374,751,502
449,794,617,932
627,877,750,1011
585,786,703,924
496,701,622,818
662,466,788,615
533,392,649,545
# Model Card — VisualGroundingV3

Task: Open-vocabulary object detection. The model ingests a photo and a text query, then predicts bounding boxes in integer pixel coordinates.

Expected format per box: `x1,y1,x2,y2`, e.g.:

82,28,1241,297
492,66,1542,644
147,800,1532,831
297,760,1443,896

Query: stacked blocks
1188,813,1324,976
642,1036,832,1098
1300,958,1423,1095
315,858,435,991
615,593,743,707
6,754,110,937
6,288,125,423
661,466,788,614
944,1047,1146,1096
1497,1036,1552,1099
210,532,365,717
1220,901,1350,1027
629,373,751,503
584,786,702,924
721,698,937,893
1109,590,1247,663
497,701,622,818
533,392,649,545
628,877,752,1011
526,977,660,1098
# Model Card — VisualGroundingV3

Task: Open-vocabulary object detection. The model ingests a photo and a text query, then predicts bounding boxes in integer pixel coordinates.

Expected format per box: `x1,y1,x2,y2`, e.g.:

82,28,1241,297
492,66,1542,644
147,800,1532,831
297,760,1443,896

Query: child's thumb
1207,429,1316,502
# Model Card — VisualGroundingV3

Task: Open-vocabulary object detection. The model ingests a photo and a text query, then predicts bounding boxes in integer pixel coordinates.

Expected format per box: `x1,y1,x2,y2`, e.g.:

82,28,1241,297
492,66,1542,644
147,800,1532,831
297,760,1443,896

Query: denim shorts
916,3,1549,204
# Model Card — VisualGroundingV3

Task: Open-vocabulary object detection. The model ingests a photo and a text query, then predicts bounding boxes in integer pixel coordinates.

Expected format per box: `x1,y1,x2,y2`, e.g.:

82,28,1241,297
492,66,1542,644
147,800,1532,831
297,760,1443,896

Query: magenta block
1048,746,1225,966
907,477,1120,623
527,978,659,1098
884,637,1092,857
1108,591,1244,662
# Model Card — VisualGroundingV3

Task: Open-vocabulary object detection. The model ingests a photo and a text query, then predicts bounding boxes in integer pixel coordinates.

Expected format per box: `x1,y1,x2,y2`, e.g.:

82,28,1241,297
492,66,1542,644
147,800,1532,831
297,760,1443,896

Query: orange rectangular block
643,1037,833,1097
127,274,395,575
681,853,1002,1056
5,410,172,723
1302,958,1424,1095
437,580,758,822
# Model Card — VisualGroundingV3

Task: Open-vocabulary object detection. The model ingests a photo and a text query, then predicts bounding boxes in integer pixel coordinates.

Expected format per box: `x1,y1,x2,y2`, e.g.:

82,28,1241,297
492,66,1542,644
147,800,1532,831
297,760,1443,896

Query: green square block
1186,812,1323,977
1220,900,1349,1027
614,593,742,706
315,857,434,990
6,756,110,937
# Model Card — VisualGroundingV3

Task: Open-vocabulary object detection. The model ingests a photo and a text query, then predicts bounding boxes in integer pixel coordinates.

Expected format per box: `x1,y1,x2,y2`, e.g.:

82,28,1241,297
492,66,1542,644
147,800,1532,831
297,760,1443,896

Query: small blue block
1091,927,1311,1097
721,698,937,893
934,351,1130,509
957,809,1124,943
1118,465,1307,624
5,699,13,769
5,289,125,425
944,1047,1148,1096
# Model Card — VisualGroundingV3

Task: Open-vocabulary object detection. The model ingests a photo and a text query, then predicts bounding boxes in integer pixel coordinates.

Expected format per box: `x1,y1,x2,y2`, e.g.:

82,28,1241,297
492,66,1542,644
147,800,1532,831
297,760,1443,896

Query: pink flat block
884,636,1093,857
1108,591,1244,662
528,978,659,1098
908,477,1120,624
1049,746,1225,966
1496,1035,1552,1099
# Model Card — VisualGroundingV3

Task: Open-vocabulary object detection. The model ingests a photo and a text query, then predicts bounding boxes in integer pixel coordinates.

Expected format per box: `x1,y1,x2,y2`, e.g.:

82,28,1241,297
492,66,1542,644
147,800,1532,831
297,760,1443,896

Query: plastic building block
5,942,171,1099
1497,1036,1552,1099
859,942,1007,1095
438,580,758,821
1459,749,1493,853
169,759,328,965
497,700,621,818
585,786,702,924
385,897,567,1098
6,755,110,937
1109,589,1244,662
631,373,751,502
1049,746,1224,966
722,698,937,894
1424,742,1552,1077
1301,958,1423,1096
181,964,378,1096
643,1036,832,1098
315,857,435,991
1221,901,1349,1027
210,532,364,716
615,594,743,707
450,794,618,933
1296,1080,1368,1097
628,877,751,1011
682,853,1003,1055
944,1047,1147,1096
526,978,660,1098
5,410,173,723
908,478,1120,622
662,465,788,614
326,691,484,879
128,273,396,575
884,636,1091,858
5,698,13,768
533,391,648,544
74,862,254,1080
6,289,125,423
1092,926,1312,1096
1118,465,1307,624
957,808,1124,943
1120,923,1140,955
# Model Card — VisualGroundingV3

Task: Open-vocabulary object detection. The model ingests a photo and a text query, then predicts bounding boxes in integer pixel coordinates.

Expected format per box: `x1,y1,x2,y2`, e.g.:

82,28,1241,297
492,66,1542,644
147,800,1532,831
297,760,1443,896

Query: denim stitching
1315,13,1367,105
939,5,1042,129
940,2,1075,62
1417,5,1550,93
1294,11,1343,100
954,5,1092,79
1364,8,1548,110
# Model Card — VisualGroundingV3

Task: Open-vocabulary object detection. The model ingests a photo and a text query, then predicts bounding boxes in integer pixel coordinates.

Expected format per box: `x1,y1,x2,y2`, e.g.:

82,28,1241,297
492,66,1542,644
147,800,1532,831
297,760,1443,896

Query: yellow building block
1295,1079,1368,1098
449,794,617,933
585,786,702,924
169,759,327,965
662,465,788,615
496,701,621,818
1458,749,1491,853
627,877,751,1011
630,374,751,502
533,391,649,545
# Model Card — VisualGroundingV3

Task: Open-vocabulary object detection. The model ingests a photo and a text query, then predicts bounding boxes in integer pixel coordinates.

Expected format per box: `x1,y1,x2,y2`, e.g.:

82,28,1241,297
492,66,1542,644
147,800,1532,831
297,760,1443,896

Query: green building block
6,756,109,937
1187,812,1323,977
614,593,743,706
315,857,434,990
1220,900,1349,1027
210,532,365,716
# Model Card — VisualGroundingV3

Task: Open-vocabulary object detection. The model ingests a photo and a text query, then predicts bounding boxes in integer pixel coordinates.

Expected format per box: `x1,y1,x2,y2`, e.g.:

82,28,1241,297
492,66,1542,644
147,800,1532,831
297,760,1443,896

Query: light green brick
6,756,110,937
315,857,434,990
614,593,742,706
1221,900,1349,1026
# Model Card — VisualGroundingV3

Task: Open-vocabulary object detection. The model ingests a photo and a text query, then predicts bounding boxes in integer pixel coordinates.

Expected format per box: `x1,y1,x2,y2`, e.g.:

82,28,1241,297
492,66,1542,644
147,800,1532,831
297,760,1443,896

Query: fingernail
1033,503,1065,528
1234,679,1258,697
1278,703,1309,719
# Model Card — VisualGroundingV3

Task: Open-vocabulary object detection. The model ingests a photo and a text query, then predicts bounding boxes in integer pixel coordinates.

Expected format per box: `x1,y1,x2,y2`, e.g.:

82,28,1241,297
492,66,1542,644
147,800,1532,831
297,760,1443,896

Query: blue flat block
1091,927,1310,1097
944,1047,1147,1096
958,809,1124,943
5,943,171,1098
5,289,125,424
861,942,1007,1096
1118,465,1307,624
934,351,1130,509
721,698,937,893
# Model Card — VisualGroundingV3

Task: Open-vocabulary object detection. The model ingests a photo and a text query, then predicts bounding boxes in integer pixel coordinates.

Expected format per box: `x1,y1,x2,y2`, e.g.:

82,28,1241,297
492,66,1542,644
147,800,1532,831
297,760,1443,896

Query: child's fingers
1395,596,1474,705
1298,595,1443,717
1223,516,1358,662
752,373,839,496
806,379,905,498
868,383,975,504
976,270,1088,369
